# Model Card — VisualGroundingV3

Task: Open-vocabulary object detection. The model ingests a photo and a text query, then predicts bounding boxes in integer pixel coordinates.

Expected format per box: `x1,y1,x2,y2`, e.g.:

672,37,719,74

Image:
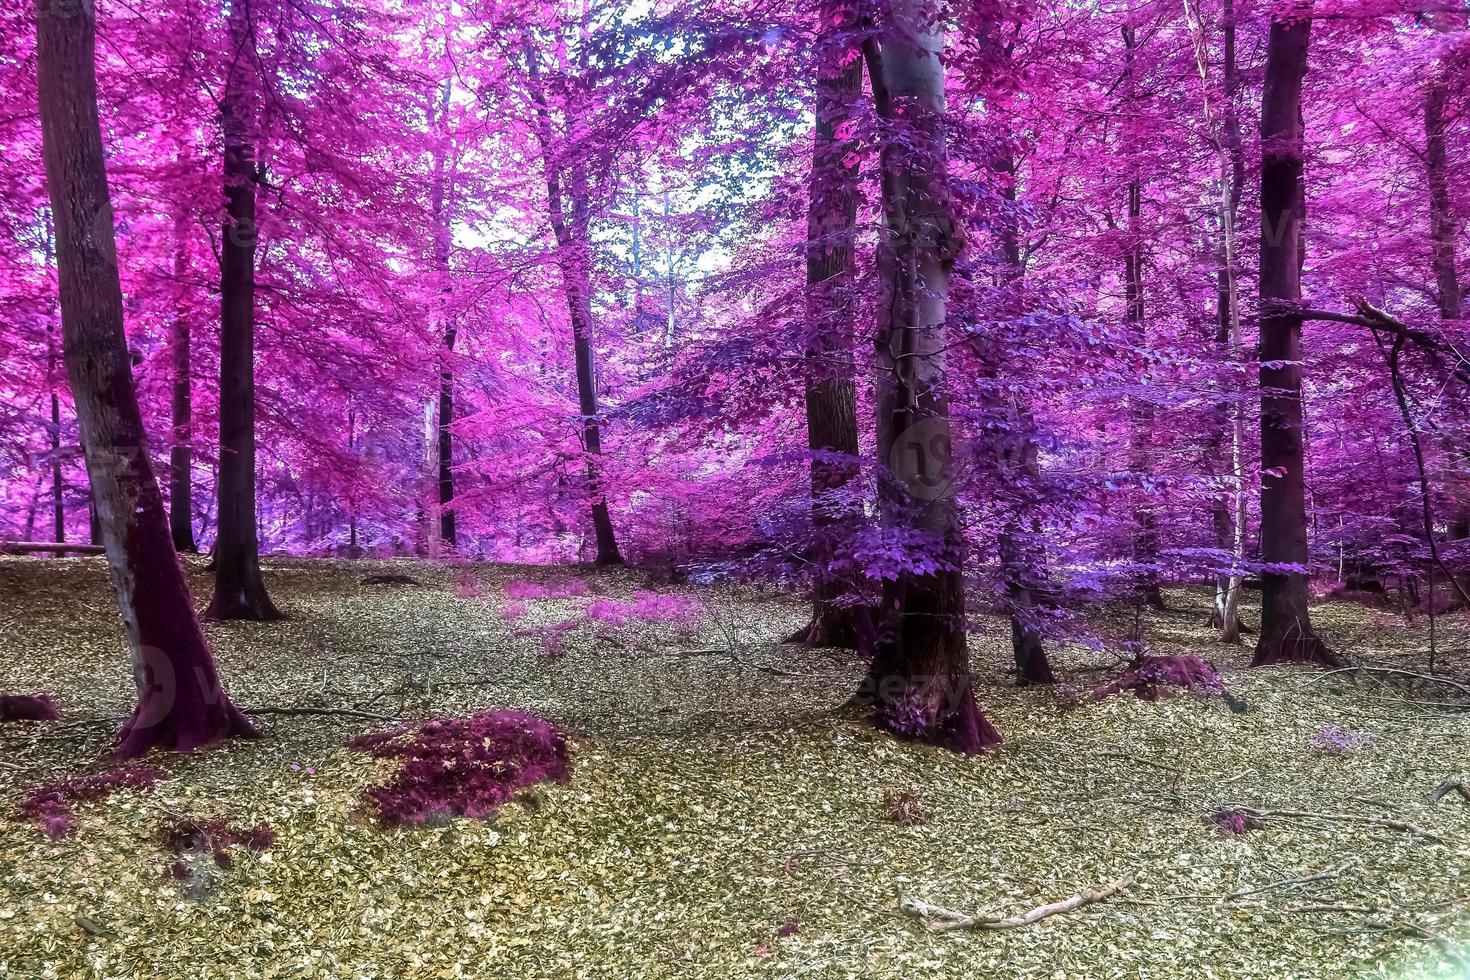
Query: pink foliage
503,579,591,601
18,766,166,839
0,694,60,723
347,710,571,826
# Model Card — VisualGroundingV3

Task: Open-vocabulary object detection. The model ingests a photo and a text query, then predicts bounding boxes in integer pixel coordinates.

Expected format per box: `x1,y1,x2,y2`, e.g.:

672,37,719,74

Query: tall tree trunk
429,77,456,552
1425,76,1470,592
1188,0,1248,640
207,0,281,620
33,0,256,756
525,48,623,566
788,0,864,649
1120,25,1165,613
48,323,65,544
1253,4,1338,667
1123,176,1165,609
858,8,1001,755
169,212,197,552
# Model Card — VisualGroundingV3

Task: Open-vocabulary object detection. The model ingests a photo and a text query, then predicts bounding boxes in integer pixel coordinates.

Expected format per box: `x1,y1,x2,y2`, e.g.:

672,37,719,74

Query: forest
1,0,1469,974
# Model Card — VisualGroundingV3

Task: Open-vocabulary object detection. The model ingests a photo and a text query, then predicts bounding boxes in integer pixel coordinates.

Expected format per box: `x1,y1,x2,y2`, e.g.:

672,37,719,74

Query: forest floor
1,557,1469,979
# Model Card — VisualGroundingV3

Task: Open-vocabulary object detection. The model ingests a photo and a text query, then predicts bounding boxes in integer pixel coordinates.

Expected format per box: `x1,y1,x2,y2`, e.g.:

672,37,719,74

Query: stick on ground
901,875,1135,933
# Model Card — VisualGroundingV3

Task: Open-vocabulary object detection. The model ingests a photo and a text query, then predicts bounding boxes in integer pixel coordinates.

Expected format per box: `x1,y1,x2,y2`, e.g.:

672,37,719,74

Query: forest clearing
2,558,1468,978
5,0,1470,974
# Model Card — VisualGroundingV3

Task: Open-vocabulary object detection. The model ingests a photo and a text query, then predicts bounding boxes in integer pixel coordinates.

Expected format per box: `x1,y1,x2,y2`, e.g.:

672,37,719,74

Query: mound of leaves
348,710,571,826
1093,654,1227,702
0,693,59,723
18,766,164,839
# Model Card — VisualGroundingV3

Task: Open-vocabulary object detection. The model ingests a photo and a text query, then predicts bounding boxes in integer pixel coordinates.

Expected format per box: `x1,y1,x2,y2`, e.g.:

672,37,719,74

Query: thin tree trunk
430,76,457,552
858,8,1001,755
525,47,623,566
169,212,197,552
1121,25,1165,613
1254,4,1339,667
207,0,281,620
33,0,256,755
788,0,864,649
49,327,65,544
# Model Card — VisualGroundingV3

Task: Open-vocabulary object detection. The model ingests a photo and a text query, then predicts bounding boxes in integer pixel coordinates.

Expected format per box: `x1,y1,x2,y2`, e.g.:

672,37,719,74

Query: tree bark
1253,4,1338,667
207,0,281,620
788,0,864,649
169,212,197,552
858,8,1001,754
33,0,257,756
525,47,623,566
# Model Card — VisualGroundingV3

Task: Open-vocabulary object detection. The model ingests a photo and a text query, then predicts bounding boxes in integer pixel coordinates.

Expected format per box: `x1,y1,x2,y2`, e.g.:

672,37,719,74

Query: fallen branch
901,875,1134,933
1228,805,1448,844
1429,776,1470,804
243,705,399,721
1,541,105,556
1224,864,1348,900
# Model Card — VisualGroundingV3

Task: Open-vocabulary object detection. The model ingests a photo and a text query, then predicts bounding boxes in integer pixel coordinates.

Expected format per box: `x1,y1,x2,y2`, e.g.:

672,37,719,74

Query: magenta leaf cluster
0,694,60,723
347,710,571,826
1308,725,1374,755
17,766,166,839
159,815,275,871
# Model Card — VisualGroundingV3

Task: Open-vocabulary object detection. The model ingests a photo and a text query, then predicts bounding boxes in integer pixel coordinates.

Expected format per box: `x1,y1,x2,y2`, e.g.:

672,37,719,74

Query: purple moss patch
348,710,571,826
17,766,165,839
0,694,60,723
1093,654,1227,702
159,816,275,868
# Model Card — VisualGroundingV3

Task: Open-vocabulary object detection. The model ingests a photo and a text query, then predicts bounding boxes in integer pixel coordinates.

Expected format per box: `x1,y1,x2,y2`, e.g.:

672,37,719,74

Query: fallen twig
901,875,1134,933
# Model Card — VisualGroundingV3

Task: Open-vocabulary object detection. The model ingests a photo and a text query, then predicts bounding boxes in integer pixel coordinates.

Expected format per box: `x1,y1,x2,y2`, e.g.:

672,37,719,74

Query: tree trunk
990,164,1054,685
49,326,65,544
430,77,457,552
33,0,257,756
169,212,197,552
858,8,1001,755
1253,5,1338,667
788,0,864,649
1425,76,1470,596
1120,26,1165,613
525,47,623,566
207,0,281,620
1123,175,1165,610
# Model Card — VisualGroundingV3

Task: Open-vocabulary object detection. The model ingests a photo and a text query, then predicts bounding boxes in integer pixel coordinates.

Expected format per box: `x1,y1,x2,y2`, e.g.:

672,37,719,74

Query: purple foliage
876,691,937,739
585,591,703,628
0,694,60,723
501,598,529,620
1209,808,1263,837
348,710,571,826
503,579,590,600
159,815,275,867
18,766,165,839
1308,725,1373,755
776,920,800,939
1093,654,1226,702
